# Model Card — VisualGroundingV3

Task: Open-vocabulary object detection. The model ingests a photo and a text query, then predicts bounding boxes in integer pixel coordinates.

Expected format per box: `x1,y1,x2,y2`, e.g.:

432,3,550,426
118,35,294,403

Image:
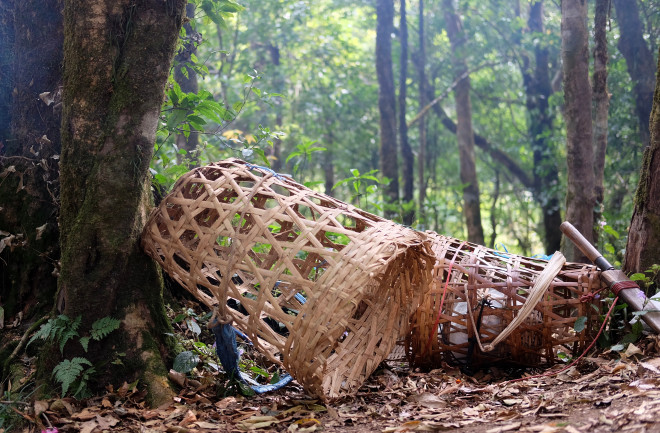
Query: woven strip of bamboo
405,232,603,369
142,158,434,399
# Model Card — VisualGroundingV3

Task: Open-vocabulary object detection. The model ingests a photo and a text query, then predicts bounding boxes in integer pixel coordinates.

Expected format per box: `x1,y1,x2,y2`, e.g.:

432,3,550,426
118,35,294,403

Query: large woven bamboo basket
141,158,434,399
405,232,603,369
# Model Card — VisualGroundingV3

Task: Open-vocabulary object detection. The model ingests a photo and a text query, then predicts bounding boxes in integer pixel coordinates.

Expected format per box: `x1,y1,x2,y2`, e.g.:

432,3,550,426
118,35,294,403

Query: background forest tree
2,0,660,403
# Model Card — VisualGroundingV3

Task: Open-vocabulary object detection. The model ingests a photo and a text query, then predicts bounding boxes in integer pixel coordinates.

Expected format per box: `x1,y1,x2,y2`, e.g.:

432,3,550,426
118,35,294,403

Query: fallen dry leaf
72,408,98,421
407,392,446,409
95,414,119,429
78,419,98,433
485,422,522,433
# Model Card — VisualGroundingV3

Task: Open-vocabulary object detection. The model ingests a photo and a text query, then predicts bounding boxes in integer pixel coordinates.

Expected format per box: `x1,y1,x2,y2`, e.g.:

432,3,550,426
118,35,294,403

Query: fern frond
53,315,78,342
28,319,54,346
52,357,91,396
59,327,80,354
90,317,121,341
79,336,90,352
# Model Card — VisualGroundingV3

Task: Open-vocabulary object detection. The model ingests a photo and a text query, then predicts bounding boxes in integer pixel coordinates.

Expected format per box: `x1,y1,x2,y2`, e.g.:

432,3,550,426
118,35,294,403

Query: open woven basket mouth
142,158,434,399
404,232,603,369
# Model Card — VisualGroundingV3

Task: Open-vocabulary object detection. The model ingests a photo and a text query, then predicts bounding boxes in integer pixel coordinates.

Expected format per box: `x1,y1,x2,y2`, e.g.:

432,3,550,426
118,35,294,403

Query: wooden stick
560,221,660,334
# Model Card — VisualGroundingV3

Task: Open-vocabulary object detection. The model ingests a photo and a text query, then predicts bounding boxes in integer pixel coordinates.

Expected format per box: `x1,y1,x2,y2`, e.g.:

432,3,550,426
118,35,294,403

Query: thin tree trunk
624,47,660,285
399,0,414,225
561,0,595,263
59,0,185,405
323,125,335,196
174,2,199,165
376,0,399,218
268,43,283,171
443,0,484,245
612,0,656,148
417,0,427,224
518,0,562,253
592,0,610,240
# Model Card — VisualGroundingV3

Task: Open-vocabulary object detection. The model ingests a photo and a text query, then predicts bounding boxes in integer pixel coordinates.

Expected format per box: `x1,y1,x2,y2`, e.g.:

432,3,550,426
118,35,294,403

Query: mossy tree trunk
0,0,62,322
58,0,185,405
624,48,660,285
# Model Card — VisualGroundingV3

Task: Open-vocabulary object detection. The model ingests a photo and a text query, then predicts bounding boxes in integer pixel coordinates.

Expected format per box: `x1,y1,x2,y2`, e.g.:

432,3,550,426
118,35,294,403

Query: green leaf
58,316,81,354
610,343,625,352
303,180,324,188
186,114,206,126
173,351,199,373
573,316,587,333
53,357,92,396
186,318,201,336
218,0,245,13
79,336,90,353
604,243,615,255
90,317,121,341
28,318,55,346
630,273,647,281
602,224,620,239
285,151,301,164
253,148,271,167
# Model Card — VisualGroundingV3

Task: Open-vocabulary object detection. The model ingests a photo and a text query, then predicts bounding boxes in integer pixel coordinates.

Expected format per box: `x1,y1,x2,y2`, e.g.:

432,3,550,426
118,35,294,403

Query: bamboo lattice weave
141,158,434,399
406,232,603,368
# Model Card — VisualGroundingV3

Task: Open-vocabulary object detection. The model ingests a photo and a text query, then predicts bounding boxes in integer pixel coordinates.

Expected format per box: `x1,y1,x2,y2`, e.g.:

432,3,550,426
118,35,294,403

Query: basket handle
467,252,566,352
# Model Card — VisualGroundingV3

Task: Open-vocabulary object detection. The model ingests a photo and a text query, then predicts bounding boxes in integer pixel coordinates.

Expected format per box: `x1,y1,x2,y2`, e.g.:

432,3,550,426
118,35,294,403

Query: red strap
611,280,640,296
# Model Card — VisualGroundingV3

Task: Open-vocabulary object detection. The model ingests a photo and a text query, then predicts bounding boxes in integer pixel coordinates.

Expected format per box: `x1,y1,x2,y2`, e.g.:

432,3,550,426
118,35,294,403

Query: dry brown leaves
8,337,660,433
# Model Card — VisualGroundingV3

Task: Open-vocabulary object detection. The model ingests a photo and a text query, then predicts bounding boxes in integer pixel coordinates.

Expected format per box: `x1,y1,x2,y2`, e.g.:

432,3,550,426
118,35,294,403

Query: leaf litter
8,324,660,432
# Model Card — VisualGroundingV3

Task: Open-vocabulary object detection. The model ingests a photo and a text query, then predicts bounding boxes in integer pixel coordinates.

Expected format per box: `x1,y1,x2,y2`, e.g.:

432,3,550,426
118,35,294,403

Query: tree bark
443,0,484,245
560,0,595,263
624,47,660,285
0,0,62,321
174,2,199,165
518,0,562,254
612,0,656,148
398,0,414,225
376,0,400,218
59,0,185,405
416,0,427,224
592,0,610,239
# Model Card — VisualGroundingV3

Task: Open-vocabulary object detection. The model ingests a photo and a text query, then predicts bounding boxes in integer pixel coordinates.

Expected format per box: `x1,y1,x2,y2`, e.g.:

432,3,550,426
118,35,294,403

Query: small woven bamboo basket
405,232,603,369
142,158,434,399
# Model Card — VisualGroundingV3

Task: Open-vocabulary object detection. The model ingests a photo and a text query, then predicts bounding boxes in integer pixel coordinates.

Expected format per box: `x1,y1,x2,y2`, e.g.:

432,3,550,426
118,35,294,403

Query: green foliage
196,0,245,29
28,314,81,354
29,315,120,397
333,168,384,213
52,358,93,397
173,351,200,373
573,316,587,333
285,140,326,182
90,317,121,341
0,383,34,431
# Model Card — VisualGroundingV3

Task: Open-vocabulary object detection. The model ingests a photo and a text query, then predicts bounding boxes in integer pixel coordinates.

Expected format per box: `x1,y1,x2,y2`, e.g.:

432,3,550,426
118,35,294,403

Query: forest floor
5,308,660,433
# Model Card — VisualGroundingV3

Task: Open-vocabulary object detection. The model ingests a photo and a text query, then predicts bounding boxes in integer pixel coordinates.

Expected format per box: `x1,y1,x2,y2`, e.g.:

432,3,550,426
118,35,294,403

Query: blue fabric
210,318,293,393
